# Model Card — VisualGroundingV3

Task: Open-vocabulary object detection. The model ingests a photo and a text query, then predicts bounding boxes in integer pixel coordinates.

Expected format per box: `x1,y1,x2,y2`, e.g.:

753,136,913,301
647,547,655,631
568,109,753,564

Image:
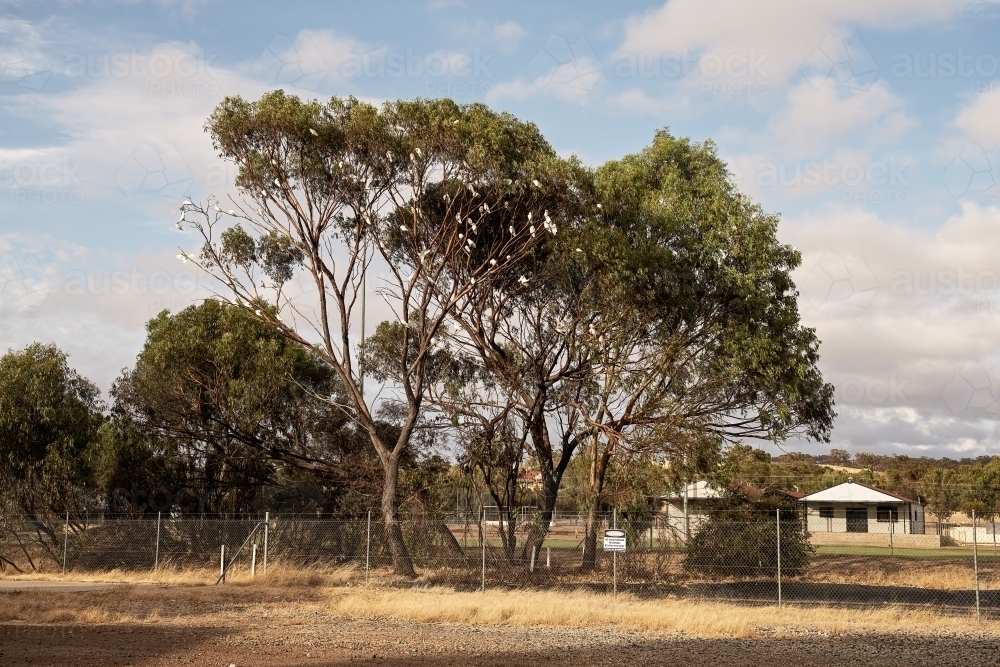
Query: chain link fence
2,508,997,621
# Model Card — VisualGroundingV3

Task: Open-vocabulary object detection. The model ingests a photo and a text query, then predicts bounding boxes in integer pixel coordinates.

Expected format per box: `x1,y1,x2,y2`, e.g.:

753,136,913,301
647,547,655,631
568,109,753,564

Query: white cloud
783,202,1000,455
767,81,917,158
617,0,959,89
488,34,602,105
955,89,1000,148
608,88,693,116
493,22,527,52
249,29,370,90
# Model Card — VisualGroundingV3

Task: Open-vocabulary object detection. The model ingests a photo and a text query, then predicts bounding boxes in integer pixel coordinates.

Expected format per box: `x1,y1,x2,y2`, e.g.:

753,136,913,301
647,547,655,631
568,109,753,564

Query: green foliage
590,130,835,446
0,343,104,515
684,516,813,578
112,300,384,514
684,491,813,578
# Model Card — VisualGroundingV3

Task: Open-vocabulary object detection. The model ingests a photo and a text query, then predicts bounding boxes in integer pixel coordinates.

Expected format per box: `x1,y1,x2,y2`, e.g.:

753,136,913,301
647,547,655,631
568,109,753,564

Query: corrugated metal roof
665,480,722,500
799,480,916,504
664,481,805,501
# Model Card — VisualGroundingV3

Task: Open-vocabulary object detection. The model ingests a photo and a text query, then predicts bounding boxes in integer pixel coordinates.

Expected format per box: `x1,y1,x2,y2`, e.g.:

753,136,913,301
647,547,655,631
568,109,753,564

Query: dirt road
3,579,1000,666
3,615,1000,666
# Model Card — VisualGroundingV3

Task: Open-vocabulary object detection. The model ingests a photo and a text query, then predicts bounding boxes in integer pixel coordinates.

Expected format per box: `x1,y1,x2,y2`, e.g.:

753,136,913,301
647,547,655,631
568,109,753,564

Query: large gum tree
575,131,836,568
183,92,563,575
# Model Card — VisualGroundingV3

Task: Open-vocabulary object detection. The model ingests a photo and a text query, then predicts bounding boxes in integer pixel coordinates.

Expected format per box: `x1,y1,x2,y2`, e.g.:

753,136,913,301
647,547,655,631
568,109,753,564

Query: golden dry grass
325,586,999,637
0,561,356,586
804,556,1000,590
2,567,999,638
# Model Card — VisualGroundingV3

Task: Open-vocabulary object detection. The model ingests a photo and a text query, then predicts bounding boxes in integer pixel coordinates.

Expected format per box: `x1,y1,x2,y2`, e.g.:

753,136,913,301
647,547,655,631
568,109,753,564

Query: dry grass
325,586,999,638
805,556,1000,590
0,561,356,587
2,567,999,638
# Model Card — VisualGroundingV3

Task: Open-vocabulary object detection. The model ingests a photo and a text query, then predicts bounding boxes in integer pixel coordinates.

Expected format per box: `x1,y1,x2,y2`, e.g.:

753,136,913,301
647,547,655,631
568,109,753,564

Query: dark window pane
876,505,898,522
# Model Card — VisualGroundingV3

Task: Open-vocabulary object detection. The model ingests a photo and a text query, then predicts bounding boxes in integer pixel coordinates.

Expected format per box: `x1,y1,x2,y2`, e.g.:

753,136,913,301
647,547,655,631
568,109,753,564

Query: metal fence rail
1,509,996,622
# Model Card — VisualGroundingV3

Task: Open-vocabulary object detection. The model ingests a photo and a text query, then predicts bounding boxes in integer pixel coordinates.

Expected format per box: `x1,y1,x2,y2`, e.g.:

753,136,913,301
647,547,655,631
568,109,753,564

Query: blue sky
3,0,1000,458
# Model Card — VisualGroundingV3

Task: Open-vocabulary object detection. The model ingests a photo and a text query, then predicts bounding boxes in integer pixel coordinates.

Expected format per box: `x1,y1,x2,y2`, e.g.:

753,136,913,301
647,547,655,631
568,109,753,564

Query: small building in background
658,481,803,538
799,478,939,547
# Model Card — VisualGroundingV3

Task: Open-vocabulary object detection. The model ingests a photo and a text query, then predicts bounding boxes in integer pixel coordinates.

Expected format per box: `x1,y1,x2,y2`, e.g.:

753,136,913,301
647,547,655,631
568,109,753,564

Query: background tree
923,468,962,525
189,93,559,574
684,488,813,578
425,159,597,557
112,300,382,515
575,131,835,568
0,343,104,565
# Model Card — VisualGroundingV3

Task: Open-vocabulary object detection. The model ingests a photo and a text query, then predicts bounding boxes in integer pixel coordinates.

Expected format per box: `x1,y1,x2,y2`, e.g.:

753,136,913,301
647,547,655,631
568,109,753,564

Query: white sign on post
603,528,626,552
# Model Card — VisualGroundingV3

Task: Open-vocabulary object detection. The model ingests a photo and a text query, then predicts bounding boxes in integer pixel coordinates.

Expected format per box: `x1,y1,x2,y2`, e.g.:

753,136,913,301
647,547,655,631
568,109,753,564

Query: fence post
155,511,161,572
530,545,536,573
220,544,226,583
481,507,486,593
889,518,894,556
365,510,371,585
776,508,782,609
251,544,257,578
262,511,269,576
613,508,617,599
546,546,551,569
973,510,981,625
62,511,69,574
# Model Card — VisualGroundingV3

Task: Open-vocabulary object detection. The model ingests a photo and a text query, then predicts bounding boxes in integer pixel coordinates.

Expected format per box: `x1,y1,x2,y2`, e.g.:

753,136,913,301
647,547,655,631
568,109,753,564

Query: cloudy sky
2,0,1000,458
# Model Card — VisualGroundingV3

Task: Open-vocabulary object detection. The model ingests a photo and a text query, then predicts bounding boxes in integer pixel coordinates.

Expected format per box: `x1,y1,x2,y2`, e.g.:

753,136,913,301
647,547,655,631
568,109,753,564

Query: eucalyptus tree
574,132,836,568
423,161,597,557
112,300,382,515
0,343,104,564
183,92,559,574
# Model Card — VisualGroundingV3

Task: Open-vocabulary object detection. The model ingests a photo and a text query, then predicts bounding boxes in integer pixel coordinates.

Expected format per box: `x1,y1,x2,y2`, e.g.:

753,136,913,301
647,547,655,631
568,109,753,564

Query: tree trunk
435,519,467,563
581,497,602,571
381,455,415,577
581,436,612,572
520,475,558,559
519,408,579,558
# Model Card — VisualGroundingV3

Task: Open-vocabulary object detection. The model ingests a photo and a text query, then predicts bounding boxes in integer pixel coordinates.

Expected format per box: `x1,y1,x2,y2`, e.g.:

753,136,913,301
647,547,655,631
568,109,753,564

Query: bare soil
3,615,1000,666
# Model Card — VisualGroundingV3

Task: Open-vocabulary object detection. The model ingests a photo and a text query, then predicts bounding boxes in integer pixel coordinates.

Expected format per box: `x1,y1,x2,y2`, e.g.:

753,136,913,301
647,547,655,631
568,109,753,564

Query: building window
876,506,898,523
818,506,834,518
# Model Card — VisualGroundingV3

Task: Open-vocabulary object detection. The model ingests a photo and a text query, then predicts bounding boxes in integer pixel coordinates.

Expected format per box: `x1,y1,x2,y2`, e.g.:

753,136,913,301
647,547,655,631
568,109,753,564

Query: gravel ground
3,616,1000,666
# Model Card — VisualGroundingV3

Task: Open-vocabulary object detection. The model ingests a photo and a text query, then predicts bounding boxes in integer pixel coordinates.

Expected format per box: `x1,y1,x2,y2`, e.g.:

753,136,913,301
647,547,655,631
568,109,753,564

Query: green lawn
456,537,1000,560
813,544,999,559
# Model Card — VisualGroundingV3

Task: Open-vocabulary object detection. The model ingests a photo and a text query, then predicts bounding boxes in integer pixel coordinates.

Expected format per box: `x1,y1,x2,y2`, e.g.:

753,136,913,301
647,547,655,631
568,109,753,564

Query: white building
659,481,804,540
799,479,925,536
